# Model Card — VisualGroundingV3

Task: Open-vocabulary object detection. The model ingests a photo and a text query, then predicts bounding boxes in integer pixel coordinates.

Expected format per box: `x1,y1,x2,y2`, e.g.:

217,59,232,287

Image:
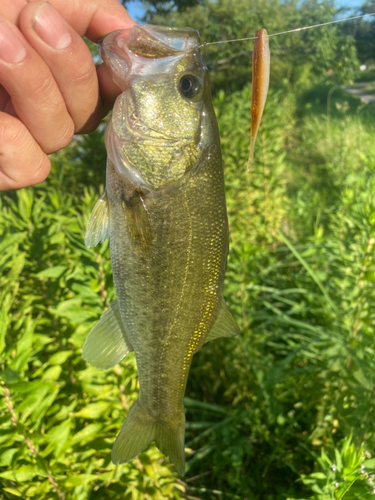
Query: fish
82,24,240,476
248,28,270,165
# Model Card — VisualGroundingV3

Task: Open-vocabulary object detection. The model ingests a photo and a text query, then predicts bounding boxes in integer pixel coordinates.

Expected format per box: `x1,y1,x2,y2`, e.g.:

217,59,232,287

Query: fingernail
0,23,26,63
33,2,72,50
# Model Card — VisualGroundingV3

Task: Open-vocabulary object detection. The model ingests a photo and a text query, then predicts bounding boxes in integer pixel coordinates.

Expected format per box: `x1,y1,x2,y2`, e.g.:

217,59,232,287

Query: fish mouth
99,26,200,92
102,25,205,191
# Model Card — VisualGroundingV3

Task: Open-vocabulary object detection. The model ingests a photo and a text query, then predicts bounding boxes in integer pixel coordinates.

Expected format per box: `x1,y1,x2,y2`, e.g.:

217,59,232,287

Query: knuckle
78,116,100,134
0,113,51,189
28,75,72,127
72,62,97,91
59,119,75,147
29,74,56,105
0,116,27,147
30,155,51,185
45,119,75,153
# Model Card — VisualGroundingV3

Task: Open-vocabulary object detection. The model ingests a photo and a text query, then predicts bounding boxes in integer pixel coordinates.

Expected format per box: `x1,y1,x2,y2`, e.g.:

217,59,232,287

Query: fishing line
200,12,375,47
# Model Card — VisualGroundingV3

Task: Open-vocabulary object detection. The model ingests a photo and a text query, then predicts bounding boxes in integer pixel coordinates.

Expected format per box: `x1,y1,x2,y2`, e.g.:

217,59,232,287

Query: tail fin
155,416,185,476
111,400,186,476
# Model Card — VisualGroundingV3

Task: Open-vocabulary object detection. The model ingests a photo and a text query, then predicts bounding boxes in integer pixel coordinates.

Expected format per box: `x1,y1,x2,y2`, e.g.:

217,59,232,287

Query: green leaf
41,365,62,381
65,474,100,487
52,298,95,323
279,232,339,314
44,420,71,458
7,253,25,281
335,448,343,472
0,465,45,482
0,302,8,356
69,423,103,445
36,266,67,279
10,380,52,394
50,232,65,245
2,488,23,497
308,472,327,480
364,458,375,470
48,351,73,365
184,397,227,414
30,388,60,423
73,402,111,419
0,368,21,385
0,448,19,467
17,188,34,222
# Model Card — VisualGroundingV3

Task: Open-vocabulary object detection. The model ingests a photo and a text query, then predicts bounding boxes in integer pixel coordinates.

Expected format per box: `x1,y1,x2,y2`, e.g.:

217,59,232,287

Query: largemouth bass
83,24,240,476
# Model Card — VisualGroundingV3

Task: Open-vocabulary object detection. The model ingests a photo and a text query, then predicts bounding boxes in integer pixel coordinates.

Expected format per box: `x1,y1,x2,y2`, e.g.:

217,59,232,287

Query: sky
335,0,366,8
125,1,146,23
125,0,370,23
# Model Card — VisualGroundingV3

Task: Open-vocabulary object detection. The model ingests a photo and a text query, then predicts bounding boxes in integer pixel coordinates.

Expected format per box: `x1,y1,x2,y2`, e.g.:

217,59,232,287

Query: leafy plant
1,8,375,498
293,435,375,499
151,0,359,92
0,176,184,499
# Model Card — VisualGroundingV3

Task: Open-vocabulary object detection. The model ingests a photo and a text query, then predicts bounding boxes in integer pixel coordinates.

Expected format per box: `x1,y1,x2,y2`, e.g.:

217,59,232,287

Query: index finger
38,0,136,41
45,0,136,110
4,0,135,40
26,1,136,115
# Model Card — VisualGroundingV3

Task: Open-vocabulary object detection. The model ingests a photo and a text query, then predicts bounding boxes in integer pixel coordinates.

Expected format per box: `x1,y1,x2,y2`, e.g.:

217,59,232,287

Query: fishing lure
201,13,375,166
248,28,270,165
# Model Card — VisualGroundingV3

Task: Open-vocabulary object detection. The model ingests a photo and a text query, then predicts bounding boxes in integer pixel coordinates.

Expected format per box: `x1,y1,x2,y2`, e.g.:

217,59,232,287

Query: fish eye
179,74,201,100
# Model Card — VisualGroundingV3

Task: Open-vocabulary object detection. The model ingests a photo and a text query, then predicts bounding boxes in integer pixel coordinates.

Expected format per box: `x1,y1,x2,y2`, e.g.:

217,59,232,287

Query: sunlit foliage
1,2,375,498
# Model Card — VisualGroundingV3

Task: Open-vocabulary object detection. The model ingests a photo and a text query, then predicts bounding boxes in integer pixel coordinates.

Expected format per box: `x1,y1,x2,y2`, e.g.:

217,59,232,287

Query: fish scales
83,24,240,476
108,143,226,408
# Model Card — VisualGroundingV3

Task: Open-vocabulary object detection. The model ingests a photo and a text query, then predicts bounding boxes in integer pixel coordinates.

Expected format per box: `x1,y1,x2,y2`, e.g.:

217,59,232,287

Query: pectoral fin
83,300,133,370
204,298,240,344
123,192,152,257
85,190,110,248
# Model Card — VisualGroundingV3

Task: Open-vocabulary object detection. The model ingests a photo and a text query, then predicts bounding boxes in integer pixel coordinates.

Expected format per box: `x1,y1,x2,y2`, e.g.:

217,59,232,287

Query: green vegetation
1,1,375,498
150,0,364,91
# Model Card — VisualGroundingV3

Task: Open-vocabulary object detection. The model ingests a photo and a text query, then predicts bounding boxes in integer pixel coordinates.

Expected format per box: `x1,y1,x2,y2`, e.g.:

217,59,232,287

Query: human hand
0,0,136,191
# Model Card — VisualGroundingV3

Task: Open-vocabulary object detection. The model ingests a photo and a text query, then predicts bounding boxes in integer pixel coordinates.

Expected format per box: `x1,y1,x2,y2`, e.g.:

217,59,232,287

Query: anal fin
204,297,240,345
83,300,133,370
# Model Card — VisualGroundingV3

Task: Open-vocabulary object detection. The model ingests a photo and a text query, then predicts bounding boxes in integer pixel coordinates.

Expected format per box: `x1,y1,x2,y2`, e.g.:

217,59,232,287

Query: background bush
1,0,375,498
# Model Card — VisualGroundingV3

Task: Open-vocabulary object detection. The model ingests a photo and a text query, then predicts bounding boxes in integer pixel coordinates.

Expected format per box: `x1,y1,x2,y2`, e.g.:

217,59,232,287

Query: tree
352,0,375,64
147,0,359,92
